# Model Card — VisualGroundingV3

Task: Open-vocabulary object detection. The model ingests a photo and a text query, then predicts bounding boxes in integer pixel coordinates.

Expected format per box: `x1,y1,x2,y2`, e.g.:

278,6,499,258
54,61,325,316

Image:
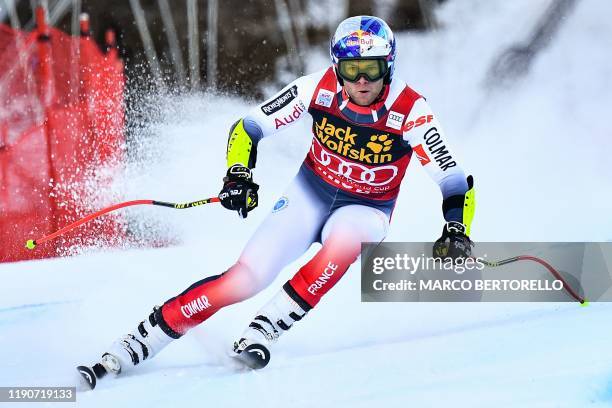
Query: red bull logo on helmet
342,30,391,57
345,30,374,48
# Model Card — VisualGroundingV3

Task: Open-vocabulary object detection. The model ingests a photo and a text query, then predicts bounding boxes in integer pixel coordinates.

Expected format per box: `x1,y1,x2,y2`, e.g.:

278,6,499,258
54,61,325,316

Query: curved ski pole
26,197,220,249
479,255,587,305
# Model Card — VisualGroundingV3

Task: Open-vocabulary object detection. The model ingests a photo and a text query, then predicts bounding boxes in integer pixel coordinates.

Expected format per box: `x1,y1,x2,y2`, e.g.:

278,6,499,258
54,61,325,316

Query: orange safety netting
0,15,125,262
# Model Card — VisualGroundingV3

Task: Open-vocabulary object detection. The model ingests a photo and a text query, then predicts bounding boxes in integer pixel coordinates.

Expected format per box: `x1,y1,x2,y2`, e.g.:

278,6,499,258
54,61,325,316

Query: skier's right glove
219,165,259,218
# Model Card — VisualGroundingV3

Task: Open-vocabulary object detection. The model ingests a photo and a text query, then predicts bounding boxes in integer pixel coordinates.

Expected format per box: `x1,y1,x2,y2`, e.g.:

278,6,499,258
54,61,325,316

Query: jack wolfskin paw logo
367,134,393,153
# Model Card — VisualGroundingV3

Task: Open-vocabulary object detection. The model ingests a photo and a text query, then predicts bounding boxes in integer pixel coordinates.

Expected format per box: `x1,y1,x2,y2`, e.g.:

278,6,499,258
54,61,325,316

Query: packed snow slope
1,1,612,407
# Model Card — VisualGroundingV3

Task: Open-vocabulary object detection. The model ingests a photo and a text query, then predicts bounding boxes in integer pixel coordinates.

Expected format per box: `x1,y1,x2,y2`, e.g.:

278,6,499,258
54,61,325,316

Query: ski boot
77,306,174,390
232,285,308,369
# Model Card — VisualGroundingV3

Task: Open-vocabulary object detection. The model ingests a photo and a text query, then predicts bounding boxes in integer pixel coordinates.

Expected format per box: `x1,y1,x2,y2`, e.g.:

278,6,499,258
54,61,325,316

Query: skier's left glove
433,221,473,260
219,165,259,218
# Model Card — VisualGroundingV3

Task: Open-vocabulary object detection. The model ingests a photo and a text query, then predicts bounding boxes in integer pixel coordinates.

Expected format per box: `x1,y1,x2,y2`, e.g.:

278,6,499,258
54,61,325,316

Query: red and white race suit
156,68,469,338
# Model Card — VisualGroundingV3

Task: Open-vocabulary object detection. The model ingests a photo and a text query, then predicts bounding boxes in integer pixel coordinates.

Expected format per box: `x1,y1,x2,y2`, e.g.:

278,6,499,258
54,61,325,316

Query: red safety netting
0,13,126,263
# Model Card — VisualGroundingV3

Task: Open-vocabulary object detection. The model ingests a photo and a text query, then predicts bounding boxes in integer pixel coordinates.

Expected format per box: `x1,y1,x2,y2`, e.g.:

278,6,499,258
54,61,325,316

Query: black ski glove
433,221,473,260
219,165,259,218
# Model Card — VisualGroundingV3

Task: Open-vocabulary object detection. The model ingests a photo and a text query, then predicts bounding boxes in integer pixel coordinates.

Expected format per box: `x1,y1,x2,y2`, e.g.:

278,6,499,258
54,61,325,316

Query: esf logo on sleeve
261,86,298,115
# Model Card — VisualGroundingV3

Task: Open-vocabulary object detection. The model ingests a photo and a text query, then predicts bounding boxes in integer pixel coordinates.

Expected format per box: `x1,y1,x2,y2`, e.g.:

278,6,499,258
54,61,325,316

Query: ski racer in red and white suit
92,16,476,378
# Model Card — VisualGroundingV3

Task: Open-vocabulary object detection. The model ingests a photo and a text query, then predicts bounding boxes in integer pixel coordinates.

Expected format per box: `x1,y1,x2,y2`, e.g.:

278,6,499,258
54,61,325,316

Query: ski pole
480,255,587,305
25,197,220,250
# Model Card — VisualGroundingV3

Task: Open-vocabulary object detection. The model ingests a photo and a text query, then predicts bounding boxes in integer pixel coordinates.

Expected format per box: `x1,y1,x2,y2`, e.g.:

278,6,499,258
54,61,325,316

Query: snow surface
2,1,612,407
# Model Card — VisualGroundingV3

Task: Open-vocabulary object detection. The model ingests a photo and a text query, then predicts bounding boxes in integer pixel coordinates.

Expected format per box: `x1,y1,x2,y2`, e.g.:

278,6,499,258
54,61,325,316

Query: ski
76,353,122,391
76,363,108,391
232,341,271,370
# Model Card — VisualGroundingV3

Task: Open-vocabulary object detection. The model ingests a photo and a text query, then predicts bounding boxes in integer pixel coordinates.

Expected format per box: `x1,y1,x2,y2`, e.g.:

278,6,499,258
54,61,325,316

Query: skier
78,15,476,389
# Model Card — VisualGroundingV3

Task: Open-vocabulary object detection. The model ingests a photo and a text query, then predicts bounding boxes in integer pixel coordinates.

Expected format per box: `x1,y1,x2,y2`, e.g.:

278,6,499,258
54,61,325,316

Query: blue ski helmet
330,16,396,85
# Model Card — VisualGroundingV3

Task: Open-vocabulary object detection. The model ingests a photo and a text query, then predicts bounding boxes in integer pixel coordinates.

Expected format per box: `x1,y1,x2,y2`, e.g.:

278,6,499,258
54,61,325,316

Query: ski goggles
337,58,388,83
